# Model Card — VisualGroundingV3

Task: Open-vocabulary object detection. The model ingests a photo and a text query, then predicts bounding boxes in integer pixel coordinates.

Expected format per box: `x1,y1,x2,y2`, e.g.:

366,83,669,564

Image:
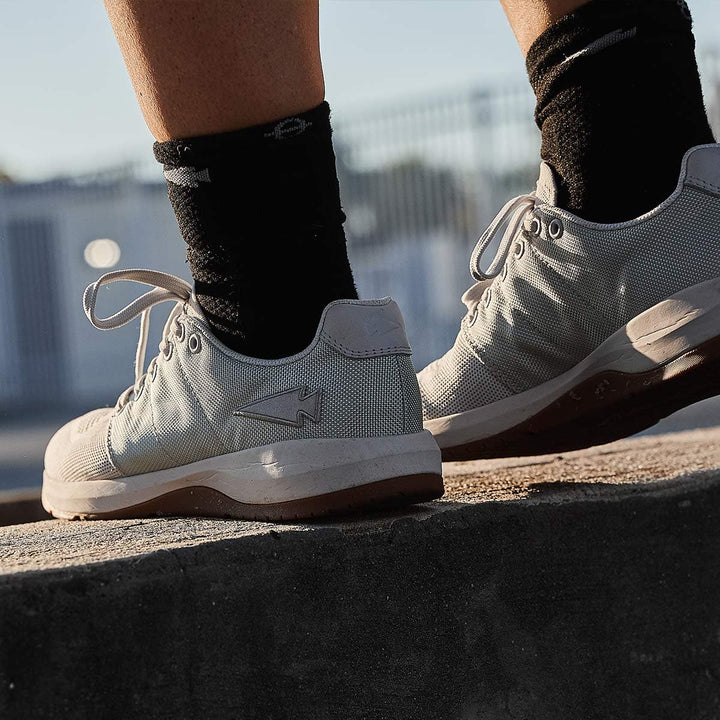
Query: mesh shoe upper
45,275,423,484
419,328,512,420
420,144,720,420
44,408,120,484
108,315,421,478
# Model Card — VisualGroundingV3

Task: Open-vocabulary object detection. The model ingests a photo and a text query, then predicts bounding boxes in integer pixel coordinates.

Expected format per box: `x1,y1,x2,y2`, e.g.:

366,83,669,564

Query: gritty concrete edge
1,466,716,584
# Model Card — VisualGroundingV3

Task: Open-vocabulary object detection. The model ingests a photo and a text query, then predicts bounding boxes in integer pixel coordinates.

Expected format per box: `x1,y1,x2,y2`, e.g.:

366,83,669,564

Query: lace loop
469,193,536,281
83,269,193,330
83,269,198,407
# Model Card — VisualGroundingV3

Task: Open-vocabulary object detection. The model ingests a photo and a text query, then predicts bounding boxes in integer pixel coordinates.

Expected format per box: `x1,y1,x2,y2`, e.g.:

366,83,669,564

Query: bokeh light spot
84,238,121,269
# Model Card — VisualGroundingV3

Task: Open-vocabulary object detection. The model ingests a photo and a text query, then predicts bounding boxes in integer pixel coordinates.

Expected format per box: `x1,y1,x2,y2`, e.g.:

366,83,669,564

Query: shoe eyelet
484,288,492,308
548,218,564,240
163,342,174,361
467,306,479,328
151,363,158,381
175,321,185,342
188,333,202,354
513,239,525,260
501,264,508,281
528,217,542,236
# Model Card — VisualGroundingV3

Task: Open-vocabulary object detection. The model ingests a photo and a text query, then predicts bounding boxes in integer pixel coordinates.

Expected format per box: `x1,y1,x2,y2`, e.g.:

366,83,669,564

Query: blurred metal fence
334,84,540,367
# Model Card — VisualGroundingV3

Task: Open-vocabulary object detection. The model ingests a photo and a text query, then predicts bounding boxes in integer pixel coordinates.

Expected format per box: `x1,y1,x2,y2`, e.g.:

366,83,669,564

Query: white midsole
42,430,441,515
425,276,720,449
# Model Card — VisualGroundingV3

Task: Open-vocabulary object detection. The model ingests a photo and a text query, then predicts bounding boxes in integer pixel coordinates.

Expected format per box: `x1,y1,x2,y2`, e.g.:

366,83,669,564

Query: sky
1,0,719,180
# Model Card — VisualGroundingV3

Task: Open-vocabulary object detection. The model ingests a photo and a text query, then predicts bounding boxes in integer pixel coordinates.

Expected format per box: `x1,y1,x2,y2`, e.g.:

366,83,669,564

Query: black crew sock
526,0,715,223
154,102,357,359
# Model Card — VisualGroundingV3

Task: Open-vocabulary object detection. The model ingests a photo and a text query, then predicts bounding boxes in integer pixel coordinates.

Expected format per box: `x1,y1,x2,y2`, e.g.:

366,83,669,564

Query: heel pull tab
319,300,412,358
685,145,720,196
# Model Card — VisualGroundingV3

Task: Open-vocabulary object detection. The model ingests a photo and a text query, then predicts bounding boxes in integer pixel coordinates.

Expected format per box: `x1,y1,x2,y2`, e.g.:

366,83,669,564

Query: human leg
42,1,443,520
419,0,720,459
106,0,355,359
104,0,324,141
499,0,588,55
504,0,715,223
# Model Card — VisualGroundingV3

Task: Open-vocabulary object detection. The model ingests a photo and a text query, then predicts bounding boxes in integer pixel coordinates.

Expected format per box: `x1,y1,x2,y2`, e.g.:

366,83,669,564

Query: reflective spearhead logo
233,386,322,428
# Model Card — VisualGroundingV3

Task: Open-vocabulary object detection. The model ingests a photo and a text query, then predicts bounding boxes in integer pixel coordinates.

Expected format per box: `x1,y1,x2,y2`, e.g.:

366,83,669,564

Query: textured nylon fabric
399,353,424,432
44,409,120,484
419,331,511,421
107,316,421,478
420,175,720,419
543,186,720,325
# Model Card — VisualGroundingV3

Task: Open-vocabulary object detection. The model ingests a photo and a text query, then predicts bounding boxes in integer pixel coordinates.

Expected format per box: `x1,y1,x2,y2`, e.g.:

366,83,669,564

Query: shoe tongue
535,161,559,205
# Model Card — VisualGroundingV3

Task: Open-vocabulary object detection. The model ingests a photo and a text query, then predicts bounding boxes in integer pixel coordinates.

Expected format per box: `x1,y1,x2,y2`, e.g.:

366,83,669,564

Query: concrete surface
1,428,720,718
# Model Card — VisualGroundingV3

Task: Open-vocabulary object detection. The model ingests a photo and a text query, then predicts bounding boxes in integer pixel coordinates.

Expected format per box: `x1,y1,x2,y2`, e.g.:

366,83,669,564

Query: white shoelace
468,193,536,282
83,269,198,408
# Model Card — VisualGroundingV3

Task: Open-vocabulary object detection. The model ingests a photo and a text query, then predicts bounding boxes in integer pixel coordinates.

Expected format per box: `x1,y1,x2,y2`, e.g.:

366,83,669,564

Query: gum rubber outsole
441,335,720,462
48,472,445,522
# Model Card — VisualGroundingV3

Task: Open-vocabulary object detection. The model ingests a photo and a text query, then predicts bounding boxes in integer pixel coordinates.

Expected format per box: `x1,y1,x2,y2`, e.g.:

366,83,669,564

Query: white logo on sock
163,166,211,188
264,118,312,141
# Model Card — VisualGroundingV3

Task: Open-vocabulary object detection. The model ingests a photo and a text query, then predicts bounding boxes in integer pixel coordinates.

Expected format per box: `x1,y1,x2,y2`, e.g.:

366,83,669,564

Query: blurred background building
0,0,719,490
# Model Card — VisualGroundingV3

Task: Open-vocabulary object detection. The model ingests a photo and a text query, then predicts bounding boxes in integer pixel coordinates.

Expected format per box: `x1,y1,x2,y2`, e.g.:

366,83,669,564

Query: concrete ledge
2,429,720,719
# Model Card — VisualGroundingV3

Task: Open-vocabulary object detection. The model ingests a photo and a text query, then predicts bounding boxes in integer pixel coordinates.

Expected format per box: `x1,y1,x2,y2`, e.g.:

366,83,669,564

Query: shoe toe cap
44,409,121,483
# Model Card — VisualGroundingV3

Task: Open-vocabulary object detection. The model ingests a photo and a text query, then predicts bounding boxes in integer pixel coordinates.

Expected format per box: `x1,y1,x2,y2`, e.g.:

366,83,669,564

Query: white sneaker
419,144,720,460
43,270,443,520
